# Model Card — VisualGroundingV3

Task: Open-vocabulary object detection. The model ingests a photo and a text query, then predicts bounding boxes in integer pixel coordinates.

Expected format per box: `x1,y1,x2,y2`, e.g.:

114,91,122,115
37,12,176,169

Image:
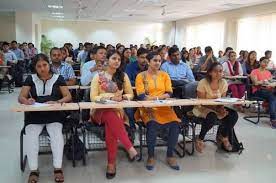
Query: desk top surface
11,103,79,112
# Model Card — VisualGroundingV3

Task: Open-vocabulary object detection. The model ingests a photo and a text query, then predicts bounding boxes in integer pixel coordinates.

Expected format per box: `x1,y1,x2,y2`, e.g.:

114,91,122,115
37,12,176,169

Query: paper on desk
214,98,240,103
154,100,173,104
31,102,51,107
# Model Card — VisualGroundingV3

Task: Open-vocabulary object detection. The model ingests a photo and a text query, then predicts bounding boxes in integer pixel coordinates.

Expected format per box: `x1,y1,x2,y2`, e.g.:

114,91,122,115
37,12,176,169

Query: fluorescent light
48,5,63,9
51,12,64,15
52,15,64,18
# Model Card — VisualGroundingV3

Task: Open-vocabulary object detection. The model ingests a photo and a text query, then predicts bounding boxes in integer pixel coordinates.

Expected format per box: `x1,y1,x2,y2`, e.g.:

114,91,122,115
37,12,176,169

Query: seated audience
50,47,76,86
77,42,92,66
135,51,180,171
198,46,218,71
116,45,125,55
250,57,276,128
161,47,196,98
125,47,149,86
73,43,84,60
193,62,238,153
222,51,246,110
265,50,275,69
245,51,259,75
218,50,224,58
0,51,8,88
81,46,107,86
219,47,233,64
18,53,72,183
90,50,138,179
181,50,193,69
129,47,137,63
158,47,168,64
120,48,131,71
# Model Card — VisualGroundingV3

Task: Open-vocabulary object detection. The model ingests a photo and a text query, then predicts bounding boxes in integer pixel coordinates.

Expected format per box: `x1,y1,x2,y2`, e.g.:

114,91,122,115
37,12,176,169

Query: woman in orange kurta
135,51,180,171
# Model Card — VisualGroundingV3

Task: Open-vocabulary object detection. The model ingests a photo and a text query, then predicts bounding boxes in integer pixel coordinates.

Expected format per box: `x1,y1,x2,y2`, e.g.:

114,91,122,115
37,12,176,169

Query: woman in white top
222,51,246,107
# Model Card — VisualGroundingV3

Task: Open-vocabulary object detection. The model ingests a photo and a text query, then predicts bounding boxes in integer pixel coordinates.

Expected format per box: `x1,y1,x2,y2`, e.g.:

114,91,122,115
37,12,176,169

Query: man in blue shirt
81,46,107,86
77,42,92,66
11,40,24,61
125,47,149,86
161,47,197,99
161,47,195,82
50,47,76,86
2,42,17,65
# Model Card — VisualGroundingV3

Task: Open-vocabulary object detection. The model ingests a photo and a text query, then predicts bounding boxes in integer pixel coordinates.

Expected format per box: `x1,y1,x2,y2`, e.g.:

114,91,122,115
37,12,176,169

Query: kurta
135,71,180,124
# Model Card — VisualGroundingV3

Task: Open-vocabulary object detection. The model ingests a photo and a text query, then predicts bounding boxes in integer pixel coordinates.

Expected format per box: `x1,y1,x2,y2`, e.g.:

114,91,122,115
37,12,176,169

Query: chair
243,78,269,124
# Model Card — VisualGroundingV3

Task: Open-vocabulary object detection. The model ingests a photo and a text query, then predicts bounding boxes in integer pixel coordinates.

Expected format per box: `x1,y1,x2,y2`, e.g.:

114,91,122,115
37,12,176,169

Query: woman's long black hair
107,50,125,90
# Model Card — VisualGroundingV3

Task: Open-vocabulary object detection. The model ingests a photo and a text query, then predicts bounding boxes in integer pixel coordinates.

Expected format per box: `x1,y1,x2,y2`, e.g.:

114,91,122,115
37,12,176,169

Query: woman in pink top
250,57,276,128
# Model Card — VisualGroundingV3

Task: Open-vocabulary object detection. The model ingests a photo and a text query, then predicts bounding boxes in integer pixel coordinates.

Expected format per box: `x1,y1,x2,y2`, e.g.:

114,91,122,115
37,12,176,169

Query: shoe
167,157,180,171
106,165,116,179
146,158,155,171
270,120,276,129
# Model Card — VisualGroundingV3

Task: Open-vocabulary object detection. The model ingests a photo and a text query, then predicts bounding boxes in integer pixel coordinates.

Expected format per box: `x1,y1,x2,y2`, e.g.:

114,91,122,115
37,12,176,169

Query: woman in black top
18,53,71,183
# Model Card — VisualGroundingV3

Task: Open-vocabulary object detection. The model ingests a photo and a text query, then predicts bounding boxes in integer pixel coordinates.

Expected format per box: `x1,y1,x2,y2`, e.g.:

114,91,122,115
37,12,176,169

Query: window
186,21,225,55
237,13,276,63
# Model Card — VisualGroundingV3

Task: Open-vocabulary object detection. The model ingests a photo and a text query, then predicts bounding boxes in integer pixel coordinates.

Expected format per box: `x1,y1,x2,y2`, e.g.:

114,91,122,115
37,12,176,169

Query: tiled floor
0,88,275,183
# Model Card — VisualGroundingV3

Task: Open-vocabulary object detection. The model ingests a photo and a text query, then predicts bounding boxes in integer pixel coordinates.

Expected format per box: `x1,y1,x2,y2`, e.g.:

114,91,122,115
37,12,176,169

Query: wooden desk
79,86,91,90
262,82,276,88
67,85,80,90
137,99,254,108
11,103,79,112
223,75,248,80
0,65,11,68
79,101,143,109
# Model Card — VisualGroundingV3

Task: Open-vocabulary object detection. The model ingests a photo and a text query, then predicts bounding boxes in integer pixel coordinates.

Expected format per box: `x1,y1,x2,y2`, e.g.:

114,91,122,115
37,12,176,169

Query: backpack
64,133,86,161
217,126,244,154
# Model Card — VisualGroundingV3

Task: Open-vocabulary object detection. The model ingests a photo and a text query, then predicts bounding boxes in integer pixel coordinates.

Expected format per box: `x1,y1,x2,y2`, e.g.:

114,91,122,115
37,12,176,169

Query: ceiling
0,0,274,22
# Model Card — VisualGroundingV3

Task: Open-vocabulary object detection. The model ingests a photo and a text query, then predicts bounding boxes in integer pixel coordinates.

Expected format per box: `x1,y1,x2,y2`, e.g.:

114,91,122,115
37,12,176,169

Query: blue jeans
253,89,276,120
124,108,136,129
146,121,180,158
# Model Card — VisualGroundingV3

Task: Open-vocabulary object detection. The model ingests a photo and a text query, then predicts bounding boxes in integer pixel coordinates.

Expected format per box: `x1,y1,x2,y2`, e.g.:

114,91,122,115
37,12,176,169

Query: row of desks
11,99,254,112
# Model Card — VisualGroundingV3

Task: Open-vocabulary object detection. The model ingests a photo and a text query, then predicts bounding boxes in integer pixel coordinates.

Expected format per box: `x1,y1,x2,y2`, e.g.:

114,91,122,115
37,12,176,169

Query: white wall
0,12,16,41
175,1,276,51
41,19,175,48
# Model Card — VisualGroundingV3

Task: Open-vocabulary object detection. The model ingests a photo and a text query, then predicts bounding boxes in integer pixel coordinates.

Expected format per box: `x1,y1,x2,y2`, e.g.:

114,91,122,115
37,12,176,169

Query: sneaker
270,120,276,129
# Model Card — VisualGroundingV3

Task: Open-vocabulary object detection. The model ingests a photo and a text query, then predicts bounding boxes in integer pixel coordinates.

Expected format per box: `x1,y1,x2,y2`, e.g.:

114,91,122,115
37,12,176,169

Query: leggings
198,108,238,140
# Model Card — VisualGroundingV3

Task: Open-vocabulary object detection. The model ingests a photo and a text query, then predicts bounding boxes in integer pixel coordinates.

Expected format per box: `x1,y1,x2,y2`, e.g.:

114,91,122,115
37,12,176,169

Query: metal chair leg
138,124,143,161
244,101,268,124
20,129,27,172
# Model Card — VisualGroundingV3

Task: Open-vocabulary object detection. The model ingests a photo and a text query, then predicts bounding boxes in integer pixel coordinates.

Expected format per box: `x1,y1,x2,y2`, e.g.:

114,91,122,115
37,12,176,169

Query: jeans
146,121,180,158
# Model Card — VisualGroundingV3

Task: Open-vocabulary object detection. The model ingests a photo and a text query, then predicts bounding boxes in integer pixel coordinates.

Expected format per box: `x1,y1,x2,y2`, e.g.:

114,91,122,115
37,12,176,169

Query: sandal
217,135,232,151
28,171,39,183
195,136,205,153
54,169,64,183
